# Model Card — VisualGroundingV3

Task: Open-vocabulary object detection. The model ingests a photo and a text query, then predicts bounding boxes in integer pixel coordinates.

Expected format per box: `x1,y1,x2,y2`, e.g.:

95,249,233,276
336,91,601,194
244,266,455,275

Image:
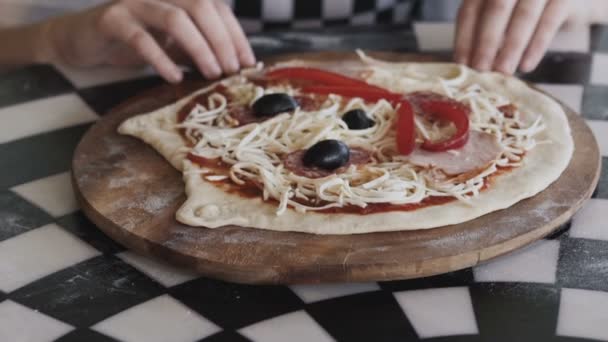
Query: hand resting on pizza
0,0,603,82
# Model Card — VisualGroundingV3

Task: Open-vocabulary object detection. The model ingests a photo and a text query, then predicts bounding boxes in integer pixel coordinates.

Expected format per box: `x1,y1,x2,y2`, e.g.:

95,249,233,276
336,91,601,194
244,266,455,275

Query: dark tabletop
1,23,608,342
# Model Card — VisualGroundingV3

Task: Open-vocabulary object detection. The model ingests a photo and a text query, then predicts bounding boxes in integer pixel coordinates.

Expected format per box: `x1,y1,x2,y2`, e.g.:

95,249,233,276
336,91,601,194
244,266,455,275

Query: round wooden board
73,52,601,284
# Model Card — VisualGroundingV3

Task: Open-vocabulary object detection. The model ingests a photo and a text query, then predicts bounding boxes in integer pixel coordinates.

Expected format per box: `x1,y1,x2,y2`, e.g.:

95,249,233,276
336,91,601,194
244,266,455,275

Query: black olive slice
342,109,375,130
303,140,351,170
252,93,299,117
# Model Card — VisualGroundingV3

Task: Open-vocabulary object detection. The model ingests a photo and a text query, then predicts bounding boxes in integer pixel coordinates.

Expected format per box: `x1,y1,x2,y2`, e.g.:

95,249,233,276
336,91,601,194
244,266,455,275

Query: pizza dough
118,58,573,234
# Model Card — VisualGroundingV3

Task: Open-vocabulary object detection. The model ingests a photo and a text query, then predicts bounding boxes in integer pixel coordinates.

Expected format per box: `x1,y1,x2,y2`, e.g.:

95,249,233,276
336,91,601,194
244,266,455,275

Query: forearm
567,0,608,25
0,21,54,69
588,0,608,24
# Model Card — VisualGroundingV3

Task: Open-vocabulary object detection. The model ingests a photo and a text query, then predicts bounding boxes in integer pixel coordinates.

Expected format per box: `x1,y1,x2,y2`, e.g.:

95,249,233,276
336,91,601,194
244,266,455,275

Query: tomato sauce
182,87,519,215
317,196,455,214
177,84,230,123
498,104,517,118
177,80,327,131
187,153,520,215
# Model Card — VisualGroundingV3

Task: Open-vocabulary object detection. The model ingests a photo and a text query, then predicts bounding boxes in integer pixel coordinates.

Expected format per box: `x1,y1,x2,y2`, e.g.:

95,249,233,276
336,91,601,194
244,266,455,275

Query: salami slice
407,131,502,176
498,104,517,118
406,91,471,115
228,106,262,126
295,95,327,112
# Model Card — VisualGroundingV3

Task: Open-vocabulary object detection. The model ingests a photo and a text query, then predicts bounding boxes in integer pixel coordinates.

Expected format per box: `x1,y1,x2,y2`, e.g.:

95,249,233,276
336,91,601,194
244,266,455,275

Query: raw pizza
118,51,573,234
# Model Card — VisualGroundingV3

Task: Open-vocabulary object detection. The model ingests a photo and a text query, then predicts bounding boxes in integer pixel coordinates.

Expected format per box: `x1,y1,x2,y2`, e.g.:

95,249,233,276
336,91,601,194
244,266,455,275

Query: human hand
454,0,573,74
44,0,256,83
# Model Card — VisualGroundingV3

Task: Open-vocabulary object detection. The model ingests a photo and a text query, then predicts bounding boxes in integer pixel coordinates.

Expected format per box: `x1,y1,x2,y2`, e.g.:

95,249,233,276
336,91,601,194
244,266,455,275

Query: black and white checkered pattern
1,23,607,342
231,0,415,32
0,0,417,32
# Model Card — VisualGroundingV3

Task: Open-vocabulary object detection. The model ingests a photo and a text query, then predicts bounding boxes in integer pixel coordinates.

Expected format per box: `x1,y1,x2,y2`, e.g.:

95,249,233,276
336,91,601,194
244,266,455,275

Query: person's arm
0,0,256,82
0,21,53,71
586,0,608,24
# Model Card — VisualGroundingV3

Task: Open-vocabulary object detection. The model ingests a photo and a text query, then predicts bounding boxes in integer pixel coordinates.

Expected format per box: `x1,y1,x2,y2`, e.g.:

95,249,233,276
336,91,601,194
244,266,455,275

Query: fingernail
454,52,467,65
244,53,256,67
496,61,514,75
170,69,183,83
520,61,535,73
228,58,240,74
209,64,222,78
475,60,490,72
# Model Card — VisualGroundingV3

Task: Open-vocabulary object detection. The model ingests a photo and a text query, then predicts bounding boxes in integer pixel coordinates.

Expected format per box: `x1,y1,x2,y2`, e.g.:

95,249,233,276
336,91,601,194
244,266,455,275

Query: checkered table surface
1,23,608,342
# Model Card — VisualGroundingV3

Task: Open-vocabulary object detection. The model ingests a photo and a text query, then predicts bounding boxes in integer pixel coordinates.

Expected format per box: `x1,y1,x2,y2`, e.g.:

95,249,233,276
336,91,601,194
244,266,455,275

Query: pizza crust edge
119,63,574,234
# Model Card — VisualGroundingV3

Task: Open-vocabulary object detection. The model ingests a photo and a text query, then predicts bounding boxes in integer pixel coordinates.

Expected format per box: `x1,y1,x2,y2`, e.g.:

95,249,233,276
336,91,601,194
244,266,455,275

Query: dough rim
119,63,573,234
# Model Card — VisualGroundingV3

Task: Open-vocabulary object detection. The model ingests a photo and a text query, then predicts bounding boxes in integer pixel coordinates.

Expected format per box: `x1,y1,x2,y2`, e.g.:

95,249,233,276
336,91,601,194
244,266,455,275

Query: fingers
128,0,222,79
454,0,483,65
173,0,241,75
470,0,518,71
99,5,182,83
215,1,256,67
520,0,570,72
455,0,568,74
99,0,253,81
493,0,547,74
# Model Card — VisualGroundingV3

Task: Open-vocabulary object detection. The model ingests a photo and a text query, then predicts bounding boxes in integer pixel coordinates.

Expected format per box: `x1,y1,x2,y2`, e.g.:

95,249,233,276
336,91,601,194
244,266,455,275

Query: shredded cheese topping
177,56,547,215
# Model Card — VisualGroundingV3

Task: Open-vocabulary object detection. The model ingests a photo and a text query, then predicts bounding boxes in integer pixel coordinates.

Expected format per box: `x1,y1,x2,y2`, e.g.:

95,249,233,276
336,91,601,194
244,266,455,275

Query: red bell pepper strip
417,100,470,151
187,153,215,166
301,85,403,103
266,67,391,93
395,101,416,155
300,87,470,153
301,85,417,155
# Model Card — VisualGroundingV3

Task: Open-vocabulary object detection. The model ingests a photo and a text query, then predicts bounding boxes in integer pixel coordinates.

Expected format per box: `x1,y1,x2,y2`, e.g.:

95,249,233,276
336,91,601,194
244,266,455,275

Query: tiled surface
582,85,608,120
588,119,608,156
394,287,478,338
557,238,608,293
549,26,591,53
591,53,608,85
116,251,198,287
0,224,99,292
55,64,156,89
92,295,220,342
597,156,608,199
239,310,334,342
470,283,560,341
0,300,73,342
413,22,455,51
11,172,78,217
0,94,97,144
473,240,560,284
0,65,73,108
290,282,380,303
557,288,608,341
0,123,92,189
570,199,608,240
0,190,53,242
0,22,606,342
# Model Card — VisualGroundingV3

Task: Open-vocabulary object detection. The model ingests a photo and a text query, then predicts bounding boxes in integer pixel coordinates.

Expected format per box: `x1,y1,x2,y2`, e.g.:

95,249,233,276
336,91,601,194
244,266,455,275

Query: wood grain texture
72,52,601,284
